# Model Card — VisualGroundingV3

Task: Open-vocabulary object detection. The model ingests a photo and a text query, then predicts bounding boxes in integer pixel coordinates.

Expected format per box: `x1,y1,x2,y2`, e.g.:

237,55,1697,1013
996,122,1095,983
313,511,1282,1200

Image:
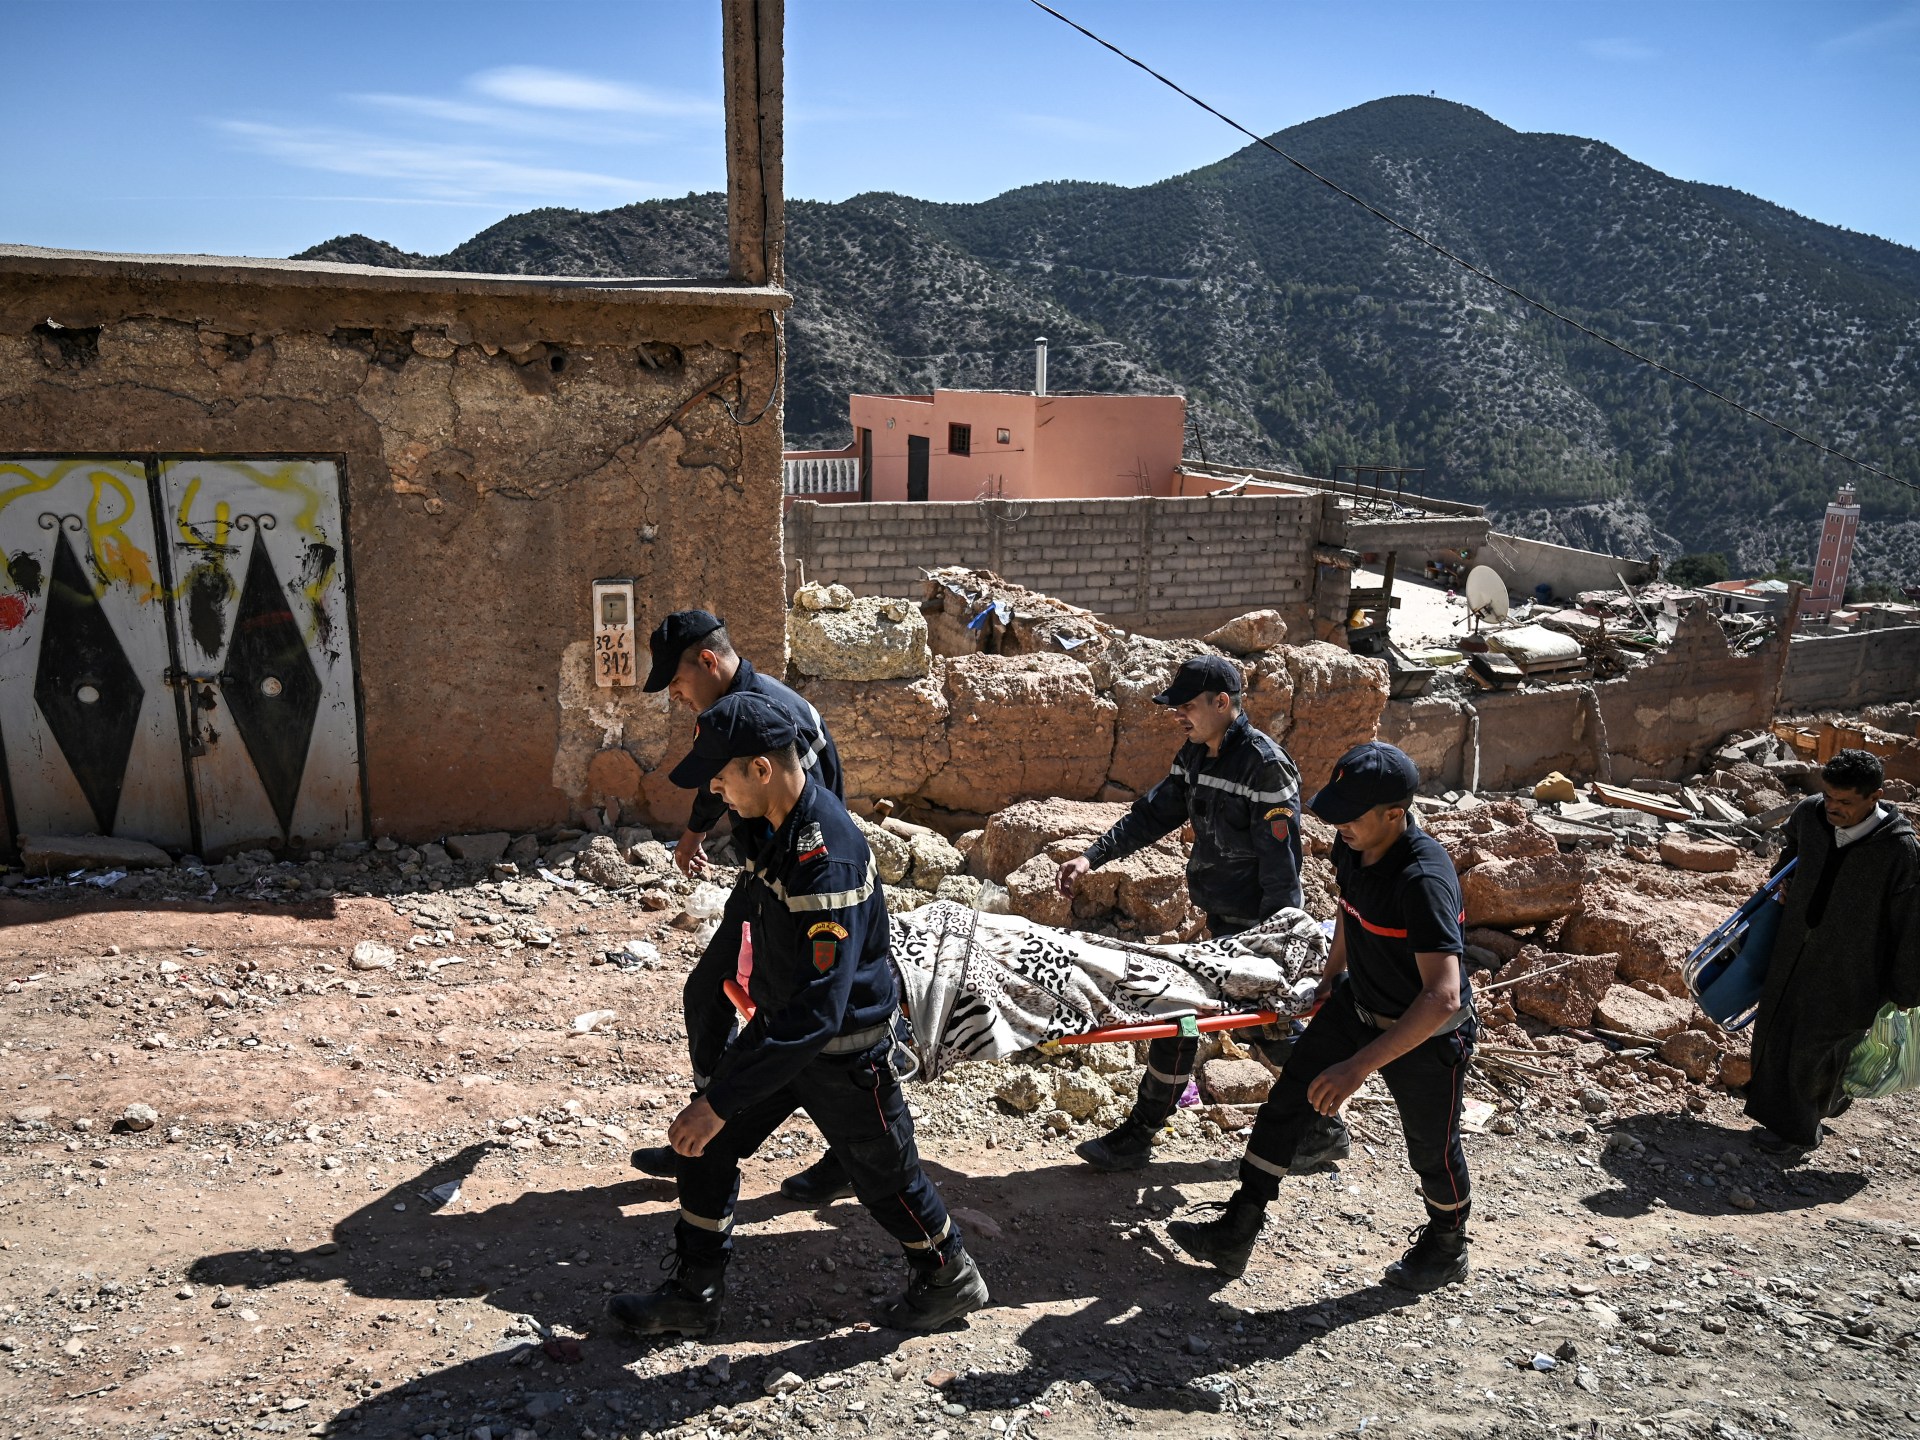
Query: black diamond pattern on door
33,529,146,834
220,534,323,838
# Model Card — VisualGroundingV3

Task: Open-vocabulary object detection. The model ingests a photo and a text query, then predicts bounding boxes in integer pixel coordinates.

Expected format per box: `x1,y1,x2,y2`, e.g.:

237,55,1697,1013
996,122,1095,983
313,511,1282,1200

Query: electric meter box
592,578,637,687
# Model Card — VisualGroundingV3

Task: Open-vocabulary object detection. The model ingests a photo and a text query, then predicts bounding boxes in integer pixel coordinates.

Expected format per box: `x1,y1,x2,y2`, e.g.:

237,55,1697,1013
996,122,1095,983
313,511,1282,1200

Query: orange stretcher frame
721,977,1292,1047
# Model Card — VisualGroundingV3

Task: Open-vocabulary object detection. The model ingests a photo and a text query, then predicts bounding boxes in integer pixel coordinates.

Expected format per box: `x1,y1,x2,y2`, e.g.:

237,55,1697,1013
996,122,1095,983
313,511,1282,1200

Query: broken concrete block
922,654,1115,813
20,835,172,874
1593,986,1694,1039
1200,1057,1273,1105
1460,852,1584,928
1203,609,1289,655
787,594,930,681
791,581,854,611
1656,834,1740,873
1495,951,1617,1029
444,832,510,863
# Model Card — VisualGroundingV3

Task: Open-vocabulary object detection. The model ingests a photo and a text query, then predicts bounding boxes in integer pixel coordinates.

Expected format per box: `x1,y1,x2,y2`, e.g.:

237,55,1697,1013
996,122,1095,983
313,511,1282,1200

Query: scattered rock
1199,1057,1273,1105
1657,834,1741,873
1460,852,1585,928
788,593,931,681
765,1370,805,1397
1659,1029,1722,1081
907,831,966,891
1051,1072,1113,1120
572,835,630,888
1495,951,1617,1029
349,941,396,972
1718,1053,1753,1089
994,1070,1053,1114
444,832,510,863
121,1103,158,1132
1203,609,1288,655
1533,772,1579,803
1594,986,1695,1040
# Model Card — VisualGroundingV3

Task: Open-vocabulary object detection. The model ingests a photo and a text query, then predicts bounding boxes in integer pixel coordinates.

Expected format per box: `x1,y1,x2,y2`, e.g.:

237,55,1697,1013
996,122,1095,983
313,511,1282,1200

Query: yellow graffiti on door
0,460,161,599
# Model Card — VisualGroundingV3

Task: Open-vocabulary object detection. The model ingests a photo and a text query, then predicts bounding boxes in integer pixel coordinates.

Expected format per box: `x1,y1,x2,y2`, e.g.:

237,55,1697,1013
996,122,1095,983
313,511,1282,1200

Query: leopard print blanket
890,902,1327,1078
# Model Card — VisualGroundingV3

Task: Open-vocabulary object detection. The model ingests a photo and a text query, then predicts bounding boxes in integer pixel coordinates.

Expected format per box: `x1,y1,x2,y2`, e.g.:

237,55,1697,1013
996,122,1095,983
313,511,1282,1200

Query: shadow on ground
189,1143,1415,1436
1579,1112,1869,1219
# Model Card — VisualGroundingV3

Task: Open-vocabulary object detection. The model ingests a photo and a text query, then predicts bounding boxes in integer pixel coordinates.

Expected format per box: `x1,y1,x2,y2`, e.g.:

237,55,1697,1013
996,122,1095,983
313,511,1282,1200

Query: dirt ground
5,868,1920,1440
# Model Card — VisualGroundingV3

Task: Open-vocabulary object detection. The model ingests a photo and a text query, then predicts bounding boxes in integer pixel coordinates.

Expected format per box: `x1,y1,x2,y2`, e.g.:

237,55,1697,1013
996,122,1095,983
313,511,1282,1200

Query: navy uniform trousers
675,1035,959,1267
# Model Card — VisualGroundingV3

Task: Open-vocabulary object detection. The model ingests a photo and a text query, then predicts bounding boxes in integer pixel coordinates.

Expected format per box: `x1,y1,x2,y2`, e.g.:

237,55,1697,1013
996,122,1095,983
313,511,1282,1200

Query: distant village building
1804,482,1860,621
1698,578,1794,617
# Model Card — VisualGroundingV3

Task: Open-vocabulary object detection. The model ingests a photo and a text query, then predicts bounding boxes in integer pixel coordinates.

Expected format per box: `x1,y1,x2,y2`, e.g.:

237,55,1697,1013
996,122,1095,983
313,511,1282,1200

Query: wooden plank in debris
1590,782,1693,821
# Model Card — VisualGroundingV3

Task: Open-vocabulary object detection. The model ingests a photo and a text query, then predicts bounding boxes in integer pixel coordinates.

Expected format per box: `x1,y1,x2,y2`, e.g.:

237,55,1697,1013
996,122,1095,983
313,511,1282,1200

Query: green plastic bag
1841,1003,1920,1100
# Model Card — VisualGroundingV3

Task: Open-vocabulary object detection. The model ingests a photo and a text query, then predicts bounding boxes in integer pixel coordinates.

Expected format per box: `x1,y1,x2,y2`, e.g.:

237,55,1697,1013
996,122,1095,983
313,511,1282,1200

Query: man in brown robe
1747,749,1920,1154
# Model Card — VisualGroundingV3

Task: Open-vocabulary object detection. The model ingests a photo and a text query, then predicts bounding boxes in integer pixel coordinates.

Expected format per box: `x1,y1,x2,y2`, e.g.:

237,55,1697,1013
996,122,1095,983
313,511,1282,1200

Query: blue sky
4,0,1918,259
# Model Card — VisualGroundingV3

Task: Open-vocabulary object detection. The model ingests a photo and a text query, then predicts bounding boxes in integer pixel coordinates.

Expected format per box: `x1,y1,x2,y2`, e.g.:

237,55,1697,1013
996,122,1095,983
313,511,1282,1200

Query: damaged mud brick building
0,0,789,857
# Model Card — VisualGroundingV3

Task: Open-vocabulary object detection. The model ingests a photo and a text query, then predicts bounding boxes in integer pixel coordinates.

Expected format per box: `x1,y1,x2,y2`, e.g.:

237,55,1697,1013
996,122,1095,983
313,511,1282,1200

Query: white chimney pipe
1034,336,1048,397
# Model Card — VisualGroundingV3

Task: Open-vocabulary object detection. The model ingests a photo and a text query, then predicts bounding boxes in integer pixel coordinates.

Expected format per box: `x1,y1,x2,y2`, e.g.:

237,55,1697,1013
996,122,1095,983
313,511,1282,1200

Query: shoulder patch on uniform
808,918,846,973
1263,806,1287,820
794,822,827,863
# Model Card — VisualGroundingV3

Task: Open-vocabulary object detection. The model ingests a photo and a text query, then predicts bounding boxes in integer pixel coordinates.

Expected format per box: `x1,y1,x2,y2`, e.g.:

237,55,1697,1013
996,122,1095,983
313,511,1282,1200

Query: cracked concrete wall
0,260,787,839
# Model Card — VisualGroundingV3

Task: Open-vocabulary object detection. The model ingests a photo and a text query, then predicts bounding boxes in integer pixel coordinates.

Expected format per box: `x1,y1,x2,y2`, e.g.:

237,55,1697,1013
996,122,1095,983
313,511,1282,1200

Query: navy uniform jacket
1083,713,1304,923
692,779,895,1121
686,658,843,836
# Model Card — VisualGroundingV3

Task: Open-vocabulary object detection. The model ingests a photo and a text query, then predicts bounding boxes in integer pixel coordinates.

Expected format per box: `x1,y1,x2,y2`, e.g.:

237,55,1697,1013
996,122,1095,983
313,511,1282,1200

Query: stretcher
722,976,1288,1049
1681,859,1795,1030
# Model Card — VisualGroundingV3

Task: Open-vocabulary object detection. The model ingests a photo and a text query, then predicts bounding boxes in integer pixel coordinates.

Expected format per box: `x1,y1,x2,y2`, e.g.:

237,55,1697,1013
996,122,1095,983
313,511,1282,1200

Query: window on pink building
948,423,971,457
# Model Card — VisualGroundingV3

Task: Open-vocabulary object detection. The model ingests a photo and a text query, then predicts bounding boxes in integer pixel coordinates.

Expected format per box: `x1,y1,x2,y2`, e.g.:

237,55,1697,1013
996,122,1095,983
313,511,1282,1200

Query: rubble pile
786,568,1390,825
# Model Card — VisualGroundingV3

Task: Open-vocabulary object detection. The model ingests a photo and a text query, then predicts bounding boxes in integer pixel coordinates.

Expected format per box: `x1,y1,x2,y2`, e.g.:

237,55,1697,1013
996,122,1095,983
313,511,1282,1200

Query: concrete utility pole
722,0,785,288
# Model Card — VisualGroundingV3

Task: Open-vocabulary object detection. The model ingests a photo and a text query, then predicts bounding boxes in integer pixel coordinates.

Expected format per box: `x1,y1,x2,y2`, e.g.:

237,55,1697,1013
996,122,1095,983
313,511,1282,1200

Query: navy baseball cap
1308,742,1421,824
1153,655,1244,706
668,691,799,790
644,609,725,692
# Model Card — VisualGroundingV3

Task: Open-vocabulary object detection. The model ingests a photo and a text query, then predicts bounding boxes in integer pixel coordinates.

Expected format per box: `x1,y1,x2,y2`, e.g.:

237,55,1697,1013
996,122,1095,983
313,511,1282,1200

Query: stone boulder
1657,834,1740,873
1718,1052,1753,1089
1204,610,1289,655
444,831,510,863
1004,853,1073,928
978,799,1129,883
1103,633,1220,795
1493,950,1617,1029
1242,652,1296,745
1066,843,1192,933
573,835,630,888
1561,883,1736,991
1593,986,1695,1040
1659,1029,1722,1082
1440,818,1561,875
1466,926,1526,963
1281,644,1389,787
907,831,966,891
798,670,950,803
787,593,931,681
1200,1057,1274,1104
922,655,1116,813
1460,853,1585,928
853,815,912,886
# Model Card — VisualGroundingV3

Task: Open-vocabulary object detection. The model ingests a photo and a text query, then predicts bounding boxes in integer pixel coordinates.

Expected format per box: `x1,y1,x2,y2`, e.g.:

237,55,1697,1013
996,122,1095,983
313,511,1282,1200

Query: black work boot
1075,1118,1157,1172
883,1248,990,1332
1288,1113,1353,1175
779,1148,855,1204
606,1249,727,1337
1166,1193,1267,1278
1384,1219,1469,1292
630,1145,676,1178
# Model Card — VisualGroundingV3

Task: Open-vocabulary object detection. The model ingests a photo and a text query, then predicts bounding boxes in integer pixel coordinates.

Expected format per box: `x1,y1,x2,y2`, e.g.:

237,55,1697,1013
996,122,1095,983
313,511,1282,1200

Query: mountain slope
298,96,1920,579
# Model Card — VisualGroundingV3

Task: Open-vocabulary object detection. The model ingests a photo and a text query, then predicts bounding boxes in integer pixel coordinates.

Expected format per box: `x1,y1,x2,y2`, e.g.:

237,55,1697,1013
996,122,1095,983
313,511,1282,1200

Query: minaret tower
1805,482,1860,620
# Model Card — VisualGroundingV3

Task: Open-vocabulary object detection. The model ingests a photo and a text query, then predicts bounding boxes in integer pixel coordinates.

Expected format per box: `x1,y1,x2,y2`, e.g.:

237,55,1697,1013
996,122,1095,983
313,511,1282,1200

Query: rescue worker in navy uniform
607,692,990,1336
1167,742,1478,1292
1056,655,1350,1174
629,609,855,1206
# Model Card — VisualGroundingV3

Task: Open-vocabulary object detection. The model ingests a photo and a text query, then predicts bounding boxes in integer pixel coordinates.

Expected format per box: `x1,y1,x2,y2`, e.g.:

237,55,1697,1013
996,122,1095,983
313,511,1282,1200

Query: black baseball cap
1308,741,1421,824
668,692,799,790
1153,654,1244,706
644,609,725,692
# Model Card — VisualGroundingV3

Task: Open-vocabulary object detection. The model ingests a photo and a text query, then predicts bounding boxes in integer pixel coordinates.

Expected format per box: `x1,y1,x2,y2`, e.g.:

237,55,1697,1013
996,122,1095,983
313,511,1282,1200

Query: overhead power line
1028,0,1918,495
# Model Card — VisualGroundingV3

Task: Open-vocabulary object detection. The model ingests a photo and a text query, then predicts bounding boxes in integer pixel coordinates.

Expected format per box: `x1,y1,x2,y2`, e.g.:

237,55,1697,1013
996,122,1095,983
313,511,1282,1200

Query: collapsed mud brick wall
1383,604,1785,789
787,492,1333,641
0,248,789,841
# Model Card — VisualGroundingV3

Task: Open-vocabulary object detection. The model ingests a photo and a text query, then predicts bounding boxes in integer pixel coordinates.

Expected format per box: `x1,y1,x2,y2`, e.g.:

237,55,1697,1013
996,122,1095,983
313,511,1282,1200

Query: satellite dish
1465,566,1510,623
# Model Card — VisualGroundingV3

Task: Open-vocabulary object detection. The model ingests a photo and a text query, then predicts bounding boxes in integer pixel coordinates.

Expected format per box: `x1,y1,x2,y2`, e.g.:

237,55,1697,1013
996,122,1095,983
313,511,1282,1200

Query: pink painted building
783,383,1186,505
1804,483,1861,620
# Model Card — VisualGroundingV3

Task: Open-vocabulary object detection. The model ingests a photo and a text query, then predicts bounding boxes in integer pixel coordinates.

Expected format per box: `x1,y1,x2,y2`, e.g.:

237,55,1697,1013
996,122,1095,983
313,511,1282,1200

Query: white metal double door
0,457,363,858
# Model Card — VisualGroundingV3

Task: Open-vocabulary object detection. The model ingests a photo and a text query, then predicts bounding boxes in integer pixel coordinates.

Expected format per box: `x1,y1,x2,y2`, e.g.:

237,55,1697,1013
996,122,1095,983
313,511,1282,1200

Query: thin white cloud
1818,2,1920,54
468,65,720,118
350,92,665,146
1583,37,1660,63
1011,112,1115,142
217,120,651,201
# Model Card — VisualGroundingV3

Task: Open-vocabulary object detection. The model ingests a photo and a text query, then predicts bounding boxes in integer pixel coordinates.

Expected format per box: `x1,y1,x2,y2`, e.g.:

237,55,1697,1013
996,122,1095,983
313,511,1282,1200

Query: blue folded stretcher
1682,859,1796,1030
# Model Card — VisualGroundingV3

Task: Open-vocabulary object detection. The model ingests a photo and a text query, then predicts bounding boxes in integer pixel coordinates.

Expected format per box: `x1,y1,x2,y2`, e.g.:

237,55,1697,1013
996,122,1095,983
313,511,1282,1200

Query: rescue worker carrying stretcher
1057,655,1350,1174
628,608,857,1207
1167,741,1478,1292
607,692,990,1337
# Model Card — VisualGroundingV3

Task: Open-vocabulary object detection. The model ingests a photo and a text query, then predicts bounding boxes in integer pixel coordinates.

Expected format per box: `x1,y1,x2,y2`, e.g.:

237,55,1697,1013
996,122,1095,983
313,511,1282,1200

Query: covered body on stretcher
724,900,1329,1079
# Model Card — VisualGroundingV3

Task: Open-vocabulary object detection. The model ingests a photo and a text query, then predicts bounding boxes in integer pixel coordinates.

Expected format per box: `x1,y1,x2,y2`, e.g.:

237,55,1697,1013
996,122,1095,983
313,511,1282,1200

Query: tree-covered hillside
299,97,1920,580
